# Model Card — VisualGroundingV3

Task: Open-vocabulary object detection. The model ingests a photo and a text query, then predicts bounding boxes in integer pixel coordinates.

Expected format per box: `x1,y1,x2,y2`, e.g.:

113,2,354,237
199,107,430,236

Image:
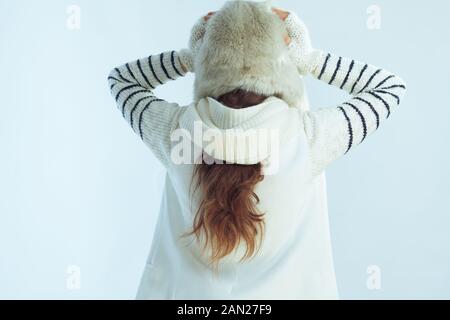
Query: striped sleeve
301,51,407,176
107,50,188,166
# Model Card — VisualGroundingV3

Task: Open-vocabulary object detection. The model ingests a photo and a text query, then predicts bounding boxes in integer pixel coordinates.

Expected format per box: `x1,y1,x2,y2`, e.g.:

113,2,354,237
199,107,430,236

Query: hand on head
272,7,291,45
271,7,289,21
204,11,216,21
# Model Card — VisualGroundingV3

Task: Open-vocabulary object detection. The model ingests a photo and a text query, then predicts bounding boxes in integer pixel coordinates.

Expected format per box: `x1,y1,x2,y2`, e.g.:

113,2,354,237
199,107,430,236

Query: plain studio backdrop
0,0,449,299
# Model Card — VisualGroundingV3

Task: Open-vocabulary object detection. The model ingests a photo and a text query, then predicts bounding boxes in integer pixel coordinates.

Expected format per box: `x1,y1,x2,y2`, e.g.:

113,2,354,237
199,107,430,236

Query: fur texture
193,0,307,110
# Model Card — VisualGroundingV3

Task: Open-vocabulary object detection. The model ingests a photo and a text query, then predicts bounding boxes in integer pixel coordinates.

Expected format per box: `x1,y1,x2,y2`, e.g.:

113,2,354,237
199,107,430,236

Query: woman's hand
272,7,291,45
204,11,216,21
179,11,216,73
272,7,289,21
277,9,322,75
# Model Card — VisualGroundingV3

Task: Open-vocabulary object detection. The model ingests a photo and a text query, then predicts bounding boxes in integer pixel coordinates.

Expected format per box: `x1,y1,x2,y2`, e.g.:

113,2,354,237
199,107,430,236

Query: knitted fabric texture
285,11,323,75
178,16,207,74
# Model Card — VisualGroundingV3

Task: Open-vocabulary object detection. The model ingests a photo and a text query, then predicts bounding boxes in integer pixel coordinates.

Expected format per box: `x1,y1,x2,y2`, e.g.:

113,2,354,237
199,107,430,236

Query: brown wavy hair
182,89,268,268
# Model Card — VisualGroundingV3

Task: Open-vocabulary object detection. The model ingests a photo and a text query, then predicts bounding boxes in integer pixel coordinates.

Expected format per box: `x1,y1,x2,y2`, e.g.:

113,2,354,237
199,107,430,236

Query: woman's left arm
107,50,189,166
283,11,407,177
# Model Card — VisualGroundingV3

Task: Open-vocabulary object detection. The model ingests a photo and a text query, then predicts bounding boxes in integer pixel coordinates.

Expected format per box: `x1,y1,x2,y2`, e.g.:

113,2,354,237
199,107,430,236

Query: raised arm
107,50,189,166
107,14,209,167
284,11,407,177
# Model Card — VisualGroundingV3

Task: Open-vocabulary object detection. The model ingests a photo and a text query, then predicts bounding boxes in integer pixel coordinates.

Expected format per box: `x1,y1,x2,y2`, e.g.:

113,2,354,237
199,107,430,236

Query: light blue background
1,0,449,299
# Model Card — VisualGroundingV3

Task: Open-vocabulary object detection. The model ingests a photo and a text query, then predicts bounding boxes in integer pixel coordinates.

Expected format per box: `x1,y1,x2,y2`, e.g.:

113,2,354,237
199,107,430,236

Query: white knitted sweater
107,51,406,176
107,13,406,299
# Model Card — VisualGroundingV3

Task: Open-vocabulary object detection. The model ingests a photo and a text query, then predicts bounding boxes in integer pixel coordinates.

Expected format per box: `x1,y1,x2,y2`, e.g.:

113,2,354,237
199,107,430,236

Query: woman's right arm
284,12,407,177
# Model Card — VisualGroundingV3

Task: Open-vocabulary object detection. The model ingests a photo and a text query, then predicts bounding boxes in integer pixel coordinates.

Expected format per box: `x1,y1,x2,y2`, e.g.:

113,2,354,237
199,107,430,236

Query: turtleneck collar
178,95,301,165
197,96,288,129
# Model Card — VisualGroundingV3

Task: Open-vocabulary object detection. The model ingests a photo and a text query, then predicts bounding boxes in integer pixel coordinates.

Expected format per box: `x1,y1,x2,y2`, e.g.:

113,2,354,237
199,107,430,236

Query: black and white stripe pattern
305,51,406,175
108,50,187,165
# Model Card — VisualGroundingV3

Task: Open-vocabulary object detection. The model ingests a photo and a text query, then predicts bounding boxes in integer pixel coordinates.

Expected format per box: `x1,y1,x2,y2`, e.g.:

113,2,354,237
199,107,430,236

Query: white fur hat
192,0,307,110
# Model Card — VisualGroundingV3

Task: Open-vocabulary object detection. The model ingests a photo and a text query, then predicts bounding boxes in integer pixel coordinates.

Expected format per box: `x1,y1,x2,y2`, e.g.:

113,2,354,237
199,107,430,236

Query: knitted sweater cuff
307,49,326,75
177,48,194,74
